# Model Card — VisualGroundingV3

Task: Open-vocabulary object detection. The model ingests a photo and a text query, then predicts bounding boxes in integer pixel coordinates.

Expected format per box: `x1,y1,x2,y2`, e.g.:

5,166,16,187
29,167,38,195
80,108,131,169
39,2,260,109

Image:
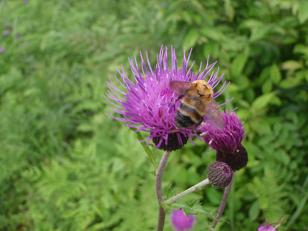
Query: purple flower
109,47,227,151
0,47,5,54
201,112,244,153
171,209,195,231
258,224,277,231
201,112,247,170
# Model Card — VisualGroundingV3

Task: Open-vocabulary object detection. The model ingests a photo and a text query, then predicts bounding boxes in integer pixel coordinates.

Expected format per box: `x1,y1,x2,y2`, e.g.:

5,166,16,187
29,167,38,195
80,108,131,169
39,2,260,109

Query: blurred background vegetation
0,0,307,230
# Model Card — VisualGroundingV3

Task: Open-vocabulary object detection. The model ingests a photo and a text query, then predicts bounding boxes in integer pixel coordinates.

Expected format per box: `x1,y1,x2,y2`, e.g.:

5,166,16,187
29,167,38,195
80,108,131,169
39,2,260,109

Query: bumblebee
170,80,223,128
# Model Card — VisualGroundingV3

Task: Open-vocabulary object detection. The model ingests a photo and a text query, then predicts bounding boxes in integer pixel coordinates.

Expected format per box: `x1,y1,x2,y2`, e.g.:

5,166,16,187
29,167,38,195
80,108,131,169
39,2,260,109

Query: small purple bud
258,224,277,231
171,209,195,231
0,47,5,54
208,161,233,188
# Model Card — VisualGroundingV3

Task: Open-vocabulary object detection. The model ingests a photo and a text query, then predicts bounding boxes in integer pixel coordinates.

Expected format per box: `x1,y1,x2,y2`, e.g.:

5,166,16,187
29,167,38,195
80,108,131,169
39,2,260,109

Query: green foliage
0,0,307,230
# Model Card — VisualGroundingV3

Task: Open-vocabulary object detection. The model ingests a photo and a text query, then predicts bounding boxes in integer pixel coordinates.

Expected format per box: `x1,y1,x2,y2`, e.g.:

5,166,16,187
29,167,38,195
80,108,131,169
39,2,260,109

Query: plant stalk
212,177,233,228
155,151,170,231
164,178,210,205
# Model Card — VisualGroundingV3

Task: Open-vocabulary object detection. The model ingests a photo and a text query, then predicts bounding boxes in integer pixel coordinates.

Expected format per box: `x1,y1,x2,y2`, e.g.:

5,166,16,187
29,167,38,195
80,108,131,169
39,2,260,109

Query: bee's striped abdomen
175,112,195,128
175,103,203,128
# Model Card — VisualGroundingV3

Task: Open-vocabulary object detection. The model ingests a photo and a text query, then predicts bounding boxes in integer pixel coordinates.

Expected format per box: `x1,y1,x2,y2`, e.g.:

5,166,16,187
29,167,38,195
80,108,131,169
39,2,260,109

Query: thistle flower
109,47,227,151
208,161,233,188
202,112,244,153
201,112,247,170
258,224,277,231
171,209,195,231
0,47,5,54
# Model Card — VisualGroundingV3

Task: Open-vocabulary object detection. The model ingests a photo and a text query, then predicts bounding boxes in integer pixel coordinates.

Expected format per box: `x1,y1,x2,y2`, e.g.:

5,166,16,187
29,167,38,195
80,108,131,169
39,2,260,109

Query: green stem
212,178,234,229
164,178,210,205
155,151,170,231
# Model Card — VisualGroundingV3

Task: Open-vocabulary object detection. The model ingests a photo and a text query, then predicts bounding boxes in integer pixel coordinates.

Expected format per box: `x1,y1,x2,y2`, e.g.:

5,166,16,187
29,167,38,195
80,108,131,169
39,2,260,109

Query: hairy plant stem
212,177,234,228
155,151,170,231
164,178,210,205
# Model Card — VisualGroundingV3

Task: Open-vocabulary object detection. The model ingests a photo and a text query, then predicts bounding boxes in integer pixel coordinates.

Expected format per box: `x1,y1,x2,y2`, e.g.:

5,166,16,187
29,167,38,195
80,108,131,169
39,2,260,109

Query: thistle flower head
201,112,244,153
208,161,233,188
171,209,195,231
201,112,247,170
109,47,227,151
258,224,277,231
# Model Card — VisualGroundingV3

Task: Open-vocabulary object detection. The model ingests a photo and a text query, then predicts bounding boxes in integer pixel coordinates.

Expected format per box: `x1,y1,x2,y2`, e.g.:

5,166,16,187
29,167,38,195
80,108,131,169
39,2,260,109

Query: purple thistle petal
109,46,227,150
213,81,229,99
171,209,195,231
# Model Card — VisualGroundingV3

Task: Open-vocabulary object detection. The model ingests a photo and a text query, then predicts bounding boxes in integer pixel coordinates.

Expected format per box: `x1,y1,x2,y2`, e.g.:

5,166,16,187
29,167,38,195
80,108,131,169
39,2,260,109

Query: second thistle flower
201,112,248,171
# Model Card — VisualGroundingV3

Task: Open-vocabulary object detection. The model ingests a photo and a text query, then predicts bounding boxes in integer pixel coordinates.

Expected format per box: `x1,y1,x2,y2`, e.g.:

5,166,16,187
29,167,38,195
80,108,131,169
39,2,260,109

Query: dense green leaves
0,0,307,230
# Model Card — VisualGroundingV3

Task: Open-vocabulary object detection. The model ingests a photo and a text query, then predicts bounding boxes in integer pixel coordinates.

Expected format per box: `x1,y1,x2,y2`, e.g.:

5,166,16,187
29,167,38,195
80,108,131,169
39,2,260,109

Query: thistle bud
208,161,233,188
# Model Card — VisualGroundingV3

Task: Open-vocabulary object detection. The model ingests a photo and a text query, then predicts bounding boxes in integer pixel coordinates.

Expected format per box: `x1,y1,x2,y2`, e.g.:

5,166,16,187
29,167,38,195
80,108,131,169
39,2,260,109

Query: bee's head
192,80,213,99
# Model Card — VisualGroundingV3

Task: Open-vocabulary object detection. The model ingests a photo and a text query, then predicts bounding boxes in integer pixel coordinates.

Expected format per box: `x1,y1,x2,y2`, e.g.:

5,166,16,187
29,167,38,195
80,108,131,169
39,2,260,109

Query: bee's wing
204,101,225,129
169,80,192,95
